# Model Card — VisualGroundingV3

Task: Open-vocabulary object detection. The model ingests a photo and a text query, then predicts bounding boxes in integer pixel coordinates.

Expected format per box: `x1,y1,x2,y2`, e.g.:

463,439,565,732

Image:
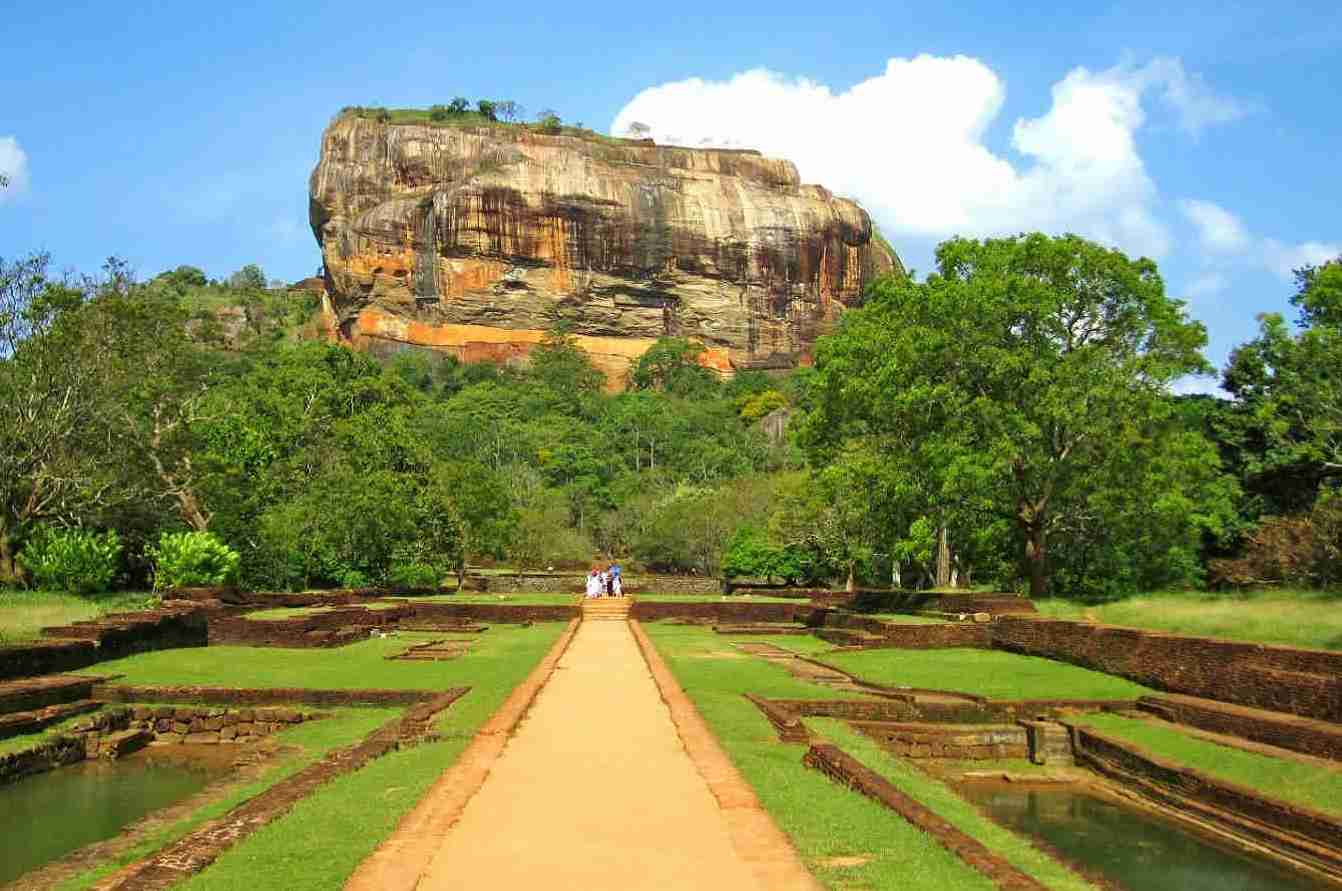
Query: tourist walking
610,561,622,597
585,569,602,599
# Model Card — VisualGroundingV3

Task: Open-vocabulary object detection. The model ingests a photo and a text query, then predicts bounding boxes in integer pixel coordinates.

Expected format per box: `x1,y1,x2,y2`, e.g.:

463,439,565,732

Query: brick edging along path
629,620,825,891
343,617,581,891
802,743,1051,891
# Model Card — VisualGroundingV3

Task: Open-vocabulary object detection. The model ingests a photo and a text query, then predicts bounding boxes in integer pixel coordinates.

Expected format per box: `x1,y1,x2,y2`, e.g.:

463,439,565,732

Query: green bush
149,531,240,589
18,526,122,594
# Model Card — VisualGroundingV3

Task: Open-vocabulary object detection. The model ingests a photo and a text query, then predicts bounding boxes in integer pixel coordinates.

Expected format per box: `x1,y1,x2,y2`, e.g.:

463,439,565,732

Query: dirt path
401,618,808,890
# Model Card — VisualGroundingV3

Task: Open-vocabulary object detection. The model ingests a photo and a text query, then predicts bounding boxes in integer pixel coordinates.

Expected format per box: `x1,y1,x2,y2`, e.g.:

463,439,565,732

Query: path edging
629,619,825,891
343,617,582,891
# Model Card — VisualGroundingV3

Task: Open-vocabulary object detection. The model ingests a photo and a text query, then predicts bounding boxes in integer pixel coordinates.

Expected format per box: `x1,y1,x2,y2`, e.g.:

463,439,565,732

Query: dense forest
2,233,1341,597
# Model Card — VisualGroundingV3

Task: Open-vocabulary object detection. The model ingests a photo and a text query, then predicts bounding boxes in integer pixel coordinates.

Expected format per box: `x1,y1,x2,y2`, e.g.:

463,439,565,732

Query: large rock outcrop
309,113,900,384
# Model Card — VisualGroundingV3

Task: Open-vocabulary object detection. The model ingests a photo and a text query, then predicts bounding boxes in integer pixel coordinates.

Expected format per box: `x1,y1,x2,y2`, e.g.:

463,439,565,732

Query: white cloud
0,136,29,201
1180,196,1339,280
613,56,1246,261
1185,272,1229,299
1138,57,1251,133
1171,375,1226,397
1179,199,1251,253
1261,238,1342,279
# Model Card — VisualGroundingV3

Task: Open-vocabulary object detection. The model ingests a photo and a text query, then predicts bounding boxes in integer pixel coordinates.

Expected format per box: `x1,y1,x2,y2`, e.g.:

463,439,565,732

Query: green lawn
176,622,565,890
53,708,399,890
0,590,159,645
645,624,1080,890
820,648,1152,700
242,602,407,620
402,593,578,605
1034,590,1342,651
1071,713,1342,818
867,613,948,624
76,624,566,691
813,719,1097,891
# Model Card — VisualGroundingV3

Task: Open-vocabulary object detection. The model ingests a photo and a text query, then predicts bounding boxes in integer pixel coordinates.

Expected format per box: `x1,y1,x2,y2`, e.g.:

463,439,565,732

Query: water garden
1,578,1338,890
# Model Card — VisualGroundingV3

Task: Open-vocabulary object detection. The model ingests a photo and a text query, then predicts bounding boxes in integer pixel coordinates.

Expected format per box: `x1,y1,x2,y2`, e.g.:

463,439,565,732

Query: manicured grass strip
866,613,949,624
811,719,1097,891
75,625,563,691
1034,590,1342,652
644,623,997,890
52,708,400,891
177,623,567,890
400,593,578,604
242,602,407,620
1071,713,1342,818
0,590,159,645
821,648,1152,700
741,634,847,657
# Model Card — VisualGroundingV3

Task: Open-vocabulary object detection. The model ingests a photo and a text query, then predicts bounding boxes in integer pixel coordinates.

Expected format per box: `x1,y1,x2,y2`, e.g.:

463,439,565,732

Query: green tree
476,99,497,121
227,264,267,291
805,234,1221,596
1219,257,1342,516
628,337,717,397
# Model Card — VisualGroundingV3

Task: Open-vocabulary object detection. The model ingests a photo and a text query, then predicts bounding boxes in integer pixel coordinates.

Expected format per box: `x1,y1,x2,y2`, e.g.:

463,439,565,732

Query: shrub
18,527,122,594
150,531,240,589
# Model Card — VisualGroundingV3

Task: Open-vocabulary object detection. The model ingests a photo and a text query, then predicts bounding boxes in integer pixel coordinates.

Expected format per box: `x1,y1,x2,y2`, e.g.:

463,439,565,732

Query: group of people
585,563,623,598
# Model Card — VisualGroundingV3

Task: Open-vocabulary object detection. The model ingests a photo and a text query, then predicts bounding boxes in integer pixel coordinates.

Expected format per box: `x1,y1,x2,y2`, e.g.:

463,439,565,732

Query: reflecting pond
960,784,1331,891
0,747,230,885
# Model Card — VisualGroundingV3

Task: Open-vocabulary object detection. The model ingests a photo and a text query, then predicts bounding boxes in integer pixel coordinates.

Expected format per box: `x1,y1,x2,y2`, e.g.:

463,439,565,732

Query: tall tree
804,234,1220,596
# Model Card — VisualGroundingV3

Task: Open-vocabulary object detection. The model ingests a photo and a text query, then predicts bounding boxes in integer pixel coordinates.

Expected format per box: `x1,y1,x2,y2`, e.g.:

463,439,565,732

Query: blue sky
2,1,1338,381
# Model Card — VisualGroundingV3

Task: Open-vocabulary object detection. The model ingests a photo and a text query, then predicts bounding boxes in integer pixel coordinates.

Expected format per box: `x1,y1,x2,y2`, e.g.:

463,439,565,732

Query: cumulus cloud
1185,272,1229,299
1262,238,1342,279
1179,197,1339,280
1179,199,1251,253
612,56,1249,260
0,136,29,201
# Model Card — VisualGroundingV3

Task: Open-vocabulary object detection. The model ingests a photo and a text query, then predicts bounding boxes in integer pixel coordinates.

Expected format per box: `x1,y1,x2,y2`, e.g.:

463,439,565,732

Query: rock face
309,114,901,385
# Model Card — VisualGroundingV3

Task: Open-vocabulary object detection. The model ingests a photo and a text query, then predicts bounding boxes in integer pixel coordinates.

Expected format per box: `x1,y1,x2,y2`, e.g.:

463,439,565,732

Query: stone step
0,674,97,715
0,699,102,741
100,728,152,759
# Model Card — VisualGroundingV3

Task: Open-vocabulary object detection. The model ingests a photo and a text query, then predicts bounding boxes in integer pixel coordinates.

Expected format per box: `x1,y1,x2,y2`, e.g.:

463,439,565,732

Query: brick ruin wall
629,601,819,623
0,607,209,681
994,617,1342,723
815,611,993,648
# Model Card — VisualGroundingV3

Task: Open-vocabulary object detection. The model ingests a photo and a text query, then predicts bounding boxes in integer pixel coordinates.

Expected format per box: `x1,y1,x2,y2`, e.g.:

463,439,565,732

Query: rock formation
309,113,901,385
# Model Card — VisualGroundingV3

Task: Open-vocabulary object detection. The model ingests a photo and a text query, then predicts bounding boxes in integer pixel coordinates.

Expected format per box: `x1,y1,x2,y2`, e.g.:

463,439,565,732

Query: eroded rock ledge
309,114,900,384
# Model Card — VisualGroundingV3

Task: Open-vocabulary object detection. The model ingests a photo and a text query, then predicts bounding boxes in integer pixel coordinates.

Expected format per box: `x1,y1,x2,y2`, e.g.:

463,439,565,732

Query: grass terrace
0,590,159,645
1071,713,1342,818
644,624,1095,890
75,624,564,692
1034,589,1342,651
819,648,1153,700
633,594,804,603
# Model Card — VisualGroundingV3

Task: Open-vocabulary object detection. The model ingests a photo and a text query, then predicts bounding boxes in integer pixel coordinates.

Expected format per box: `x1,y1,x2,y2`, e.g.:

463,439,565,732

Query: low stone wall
127,704,317,745
630,601,819,623
754,696,1135,732
803,743,1050,890
852,720,1029,759
1072,725,1342,879
92,683,444,708
0,605,209,681
208,602,575,647
1138,694,1342,762
815,612,993,649
813,590,1038,615
994,618,1342,723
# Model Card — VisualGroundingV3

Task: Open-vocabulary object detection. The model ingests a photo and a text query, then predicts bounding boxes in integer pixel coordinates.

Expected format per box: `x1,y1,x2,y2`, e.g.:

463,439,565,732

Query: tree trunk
935,525,951,588
846,562,856,593
1024,522,1047,597
0,530,18,586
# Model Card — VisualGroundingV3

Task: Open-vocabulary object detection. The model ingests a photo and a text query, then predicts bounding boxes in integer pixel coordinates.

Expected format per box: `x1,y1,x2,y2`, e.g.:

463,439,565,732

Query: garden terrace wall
852,720,1029,759
816,611,992,648
1071,725,1342,879
803,743,1051,891
994,618,1342,722
754,697,1137,731
92,683,445,708
807,590,1039,615
1138,694,1342,763
127,704,318,745
0,605,209,681
630,601,820,623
